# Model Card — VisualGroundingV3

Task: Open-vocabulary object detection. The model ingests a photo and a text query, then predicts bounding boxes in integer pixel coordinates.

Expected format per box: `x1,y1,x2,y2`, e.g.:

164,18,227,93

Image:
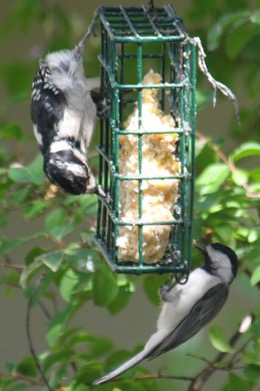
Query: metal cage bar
95,5,196,274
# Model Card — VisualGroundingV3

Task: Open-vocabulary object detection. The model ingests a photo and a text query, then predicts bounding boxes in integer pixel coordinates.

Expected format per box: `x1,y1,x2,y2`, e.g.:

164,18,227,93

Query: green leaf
40,251,64,272
50,223,74,240
75,363,103,385
23,200,51,219
244,364,260,381
0,61,31,94
10,187,28,204
59,269,80,302
107,282,134,315
231,169,248,186
225,24,259,59
251,9,260,25
207,11,250,51
5,383,27,391
251,266,260,286
42,349,74,372
5,271,20,286
66,248,100,273
0,123,23,140
196,90,212,109
89,336,114,358
6,362,16,373
209,325,234,353
0,210,7,226
70,383,90,391
143,275,165,306
0,237,28,257
231,142,260,162
15,357,37,378
25,272,54,306
214,225,233,242
196,163,230,194
20,257,43,288
45,208,68,233
93,263,118,307
8,166,31,183
46,305,80,346
227,373,251,391
8,155,45,185
25,247,47,265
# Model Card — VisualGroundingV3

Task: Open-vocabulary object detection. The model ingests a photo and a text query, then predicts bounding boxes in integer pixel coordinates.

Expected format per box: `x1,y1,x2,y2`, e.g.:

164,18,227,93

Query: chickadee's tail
92,349,148,386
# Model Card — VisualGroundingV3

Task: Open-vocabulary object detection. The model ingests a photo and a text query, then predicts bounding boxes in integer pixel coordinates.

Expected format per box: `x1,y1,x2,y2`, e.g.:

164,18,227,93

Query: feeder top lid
98,4,188,42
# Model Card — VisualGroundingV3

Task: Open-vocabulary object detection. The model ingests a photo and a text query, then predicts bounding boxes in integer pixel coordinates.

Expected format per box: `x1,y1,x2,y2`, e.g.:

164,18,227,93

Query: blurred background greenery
0,1,259,391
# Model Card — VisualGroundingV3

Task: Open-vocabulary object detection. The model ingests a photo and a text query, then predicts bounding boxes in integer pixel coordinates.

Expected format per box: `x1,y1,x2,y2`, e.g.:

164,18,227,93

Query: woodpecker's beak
193,240,207,253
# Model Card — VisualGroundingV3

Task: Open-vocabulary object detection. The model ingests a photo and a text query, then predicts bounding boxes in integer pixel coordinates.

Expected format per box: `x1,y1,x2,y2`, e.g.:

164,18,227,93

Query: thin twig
1,372,41,386
26,276,53,391
187,313,254,391
0,262,24,271
104,373,193,383
229,336,253,367
46,235,67,249
38,300,52,321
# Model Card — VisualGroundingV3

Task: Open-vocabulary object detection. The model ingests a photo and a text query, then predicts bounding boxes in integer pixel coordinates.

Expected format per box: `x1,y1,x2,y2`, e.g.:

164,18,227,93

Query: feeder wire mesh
95,5,196,275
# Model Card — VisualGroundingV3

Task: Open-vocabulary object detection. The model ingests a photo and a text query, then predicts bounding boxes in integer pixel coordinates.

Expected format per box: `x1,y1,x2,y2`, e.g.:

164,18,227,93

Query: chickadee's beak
193,240,207,253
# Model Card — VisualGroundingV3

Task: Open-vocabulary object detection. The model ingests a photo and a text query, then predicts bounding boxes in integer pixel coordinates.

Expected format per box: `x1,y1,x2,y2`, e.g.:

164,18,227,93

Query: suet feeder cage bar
95,4,196,275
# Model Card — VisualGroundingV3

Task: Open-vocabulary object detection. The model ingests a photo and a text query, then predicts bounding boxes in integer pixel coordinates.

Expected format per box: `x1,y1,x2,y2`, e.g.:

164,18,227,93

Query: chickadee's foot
159,275,178,301
159,285,170,301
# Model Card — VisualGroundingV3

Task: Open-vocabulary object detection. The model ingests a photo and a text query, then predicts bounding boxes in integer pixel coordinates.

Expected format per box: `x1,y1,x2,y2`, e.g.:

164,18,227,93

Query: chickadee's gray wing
92,283,228,386
148,283,229,360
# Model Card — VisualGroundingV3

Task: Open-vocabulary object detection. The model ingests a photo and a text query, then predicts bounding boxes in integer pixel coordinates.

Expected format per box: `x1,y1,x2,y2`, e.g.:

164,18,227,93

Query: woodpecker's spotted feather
31,60,67,155
30,25,105,197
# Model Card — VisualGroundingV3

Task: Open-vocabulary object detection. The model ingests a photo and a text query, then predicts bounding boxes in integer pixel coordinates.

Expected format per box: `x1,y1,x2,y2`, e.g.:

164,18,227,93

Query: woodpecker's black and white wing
31,59,67,155
148,282,228,359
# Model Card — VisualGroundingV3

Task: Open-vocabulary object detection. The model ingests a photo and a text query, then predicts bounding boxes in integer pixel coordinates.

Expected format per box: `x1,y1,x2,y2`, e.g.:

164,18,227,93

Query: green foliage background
0,1,259,391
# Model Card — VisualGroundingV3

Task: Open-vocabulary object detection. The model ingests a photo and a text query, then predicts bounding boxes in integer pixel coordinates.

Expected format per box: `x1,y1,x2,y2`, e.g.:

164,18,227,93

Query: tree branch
186,313,254,391
26,276,53,391
1,372,41,386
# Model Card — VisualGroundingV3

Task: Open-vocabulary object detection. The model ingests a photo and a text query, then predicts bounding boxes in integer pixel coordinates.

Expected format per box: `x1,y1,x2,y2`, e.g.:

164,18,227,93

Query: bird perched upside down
93,242,238,385
30,15,105,197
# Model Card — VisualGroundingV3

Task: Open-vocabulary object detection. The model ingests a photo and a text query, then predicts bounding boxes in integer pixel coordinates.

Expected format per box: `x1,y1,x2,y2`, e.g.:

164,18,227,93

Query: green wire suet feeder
95,4,196,275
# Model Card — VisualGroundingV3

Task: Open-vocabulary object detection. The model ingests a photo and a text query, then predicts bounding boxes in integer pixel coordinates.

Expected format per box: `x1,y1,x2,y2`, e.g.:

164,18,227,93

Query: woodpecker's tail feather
92,350,148,386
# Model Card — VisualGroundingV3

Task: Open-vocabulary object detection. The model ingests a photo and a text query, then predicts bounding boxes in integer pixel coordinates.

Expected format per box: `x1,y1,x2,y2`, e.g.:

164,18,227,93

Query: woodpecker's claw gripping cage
95,5,196,275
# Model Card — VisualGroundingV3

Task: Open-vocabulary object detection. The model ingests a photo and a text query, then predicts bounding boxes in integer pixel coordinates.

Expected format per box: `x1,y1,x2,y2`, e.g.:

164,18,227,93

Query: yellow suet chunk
116,69,180,263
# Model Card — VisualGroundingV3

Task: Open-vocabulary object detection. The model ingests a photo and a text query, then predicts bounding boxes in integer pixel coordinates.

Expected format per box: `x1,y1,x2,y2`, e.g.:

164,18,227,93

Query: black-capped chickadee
30,12,105,197
93,242,238,385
